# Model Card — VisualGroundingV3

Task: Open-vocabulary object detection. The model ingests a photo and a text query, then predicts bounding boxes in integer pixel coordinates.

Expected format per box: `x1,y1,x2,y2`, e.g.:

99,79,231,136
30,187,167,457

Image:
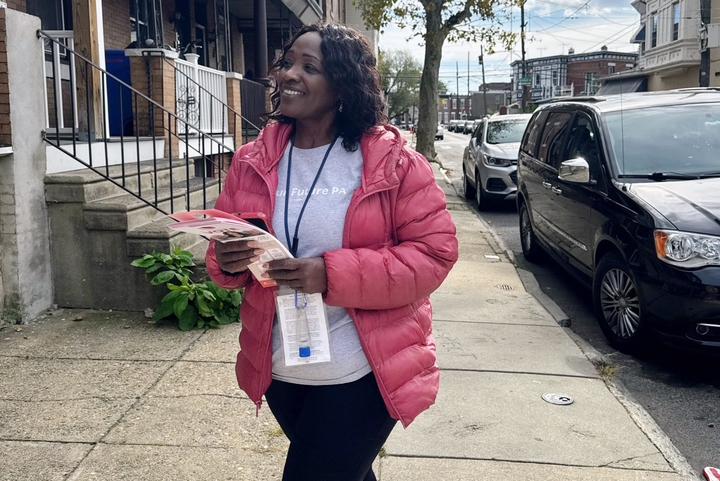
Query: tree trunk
415,3,446,161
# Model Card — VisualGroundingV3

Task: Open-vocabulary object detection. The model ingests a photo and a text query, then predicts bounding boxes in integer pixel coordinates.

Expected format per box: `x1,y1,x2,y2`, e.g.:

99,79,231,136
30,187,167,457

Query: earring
338,100,344,112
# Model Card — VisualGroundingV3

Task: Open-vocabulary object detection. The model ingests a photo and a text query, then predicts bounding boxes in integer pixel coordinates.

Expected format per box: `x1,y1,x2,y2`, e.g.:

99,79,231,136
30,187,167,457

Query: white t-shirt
270,137,372,385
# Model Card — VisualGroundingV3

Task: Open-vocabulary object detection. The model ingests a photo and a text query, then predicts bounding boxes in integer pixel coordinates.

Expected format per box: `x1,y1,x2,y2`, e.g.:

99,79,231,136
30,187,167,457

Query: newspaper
168,209,292,288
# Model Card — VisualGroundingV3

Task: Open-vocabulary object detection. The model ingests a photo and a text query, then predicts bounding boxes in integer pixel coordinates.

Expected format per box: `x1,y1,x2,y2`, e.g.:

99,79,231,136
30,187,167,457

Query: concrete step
126,216,208,257
83,177,221,232
45,158,198,204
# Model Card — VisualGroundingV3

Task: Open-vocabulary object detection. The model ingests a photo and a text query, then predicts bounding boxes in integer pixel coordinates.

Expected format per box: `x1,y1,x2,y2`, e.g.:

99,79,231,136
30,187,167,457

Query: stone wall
0,9,53,323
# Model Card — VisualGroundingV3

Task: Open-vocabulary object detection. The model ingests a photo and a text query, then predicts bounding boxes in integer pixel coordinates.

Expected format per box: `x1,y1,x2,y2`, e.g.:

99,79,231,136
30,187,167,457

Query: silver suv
462,113,531,209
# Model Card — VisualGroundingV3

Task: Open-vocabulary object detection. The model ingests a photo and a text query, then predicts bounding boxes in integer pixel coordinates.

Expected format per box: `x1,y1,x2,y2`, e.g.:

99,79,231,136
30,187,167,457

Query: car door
464,119,485,185
544,112,600,273
526,111,573,246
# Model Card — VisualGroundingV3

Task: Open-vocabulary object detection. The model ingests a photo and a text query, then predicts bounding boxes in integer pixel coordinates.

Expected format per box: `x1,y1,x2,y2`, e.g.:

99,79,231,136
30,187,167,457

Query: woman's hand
214,240,263,275
263,257,328,294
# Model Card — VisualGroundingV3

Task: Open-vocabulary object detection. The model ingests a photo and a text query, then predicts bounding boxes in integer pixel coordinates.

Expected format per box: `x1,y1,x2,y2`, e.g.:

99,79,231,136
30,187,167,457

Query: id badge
274,287,331,366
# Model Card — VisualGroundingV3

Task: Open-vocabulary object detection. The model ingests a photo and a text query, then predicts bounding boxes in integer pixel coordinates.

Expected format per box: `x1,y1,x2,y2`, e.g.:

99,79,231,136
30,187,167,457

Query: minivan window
604,104,720,176
520,111,547,156
486,119,531,144
538,112,572,165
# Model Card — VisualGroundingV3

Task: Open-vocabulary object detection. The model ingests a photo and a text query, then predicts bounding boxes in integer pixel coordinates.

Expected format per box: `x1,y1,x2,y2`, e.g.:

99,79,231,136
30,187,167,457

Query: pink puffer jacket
206,122,458,427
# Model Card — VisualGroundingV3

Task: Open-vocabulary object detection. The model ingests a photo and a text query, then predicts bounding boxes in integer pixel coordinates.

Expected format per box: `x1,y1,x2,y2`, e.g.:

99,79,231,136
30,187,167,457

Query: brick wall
230,19,244,75
0,9,10,146
5,0,26,12
103,0,131,50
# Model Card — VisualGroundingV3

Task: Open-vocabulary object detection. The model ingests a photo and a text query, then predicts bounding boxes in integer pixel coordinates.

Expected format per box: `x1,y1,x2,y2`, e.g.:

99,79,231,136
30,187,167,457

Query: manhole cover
497,284,514,290
542,393,574,405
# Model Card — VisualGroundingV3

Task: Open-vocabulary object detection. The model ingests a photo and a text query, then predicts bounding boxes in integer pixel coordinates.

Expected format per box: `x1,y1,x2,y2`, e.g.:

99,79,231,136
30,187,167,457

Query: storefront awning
596,77,647,95
630,24,645,44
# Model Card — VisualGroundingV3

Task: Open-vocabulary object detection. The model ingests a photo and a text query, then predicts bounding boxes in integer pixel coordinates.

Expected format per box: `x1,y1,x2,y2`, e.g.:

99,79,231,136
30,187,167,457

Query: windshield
604,104,720,176
486,119,531,144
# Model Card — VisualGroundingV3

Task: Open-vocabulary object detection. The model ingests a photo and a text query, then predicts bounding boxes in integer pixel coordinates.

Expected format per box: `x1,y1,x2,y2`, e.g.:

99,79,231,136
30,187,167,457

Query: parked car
516,89,720,353
460,119,473,134
447,119,460,132
462,113,532,209
436,124,444,140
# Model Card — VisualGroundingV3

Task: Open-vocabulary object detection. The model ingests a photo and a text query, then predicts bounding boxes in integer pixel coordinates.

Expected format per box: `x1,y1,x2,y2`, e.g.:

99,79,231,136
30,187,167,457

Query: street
434,129,720,475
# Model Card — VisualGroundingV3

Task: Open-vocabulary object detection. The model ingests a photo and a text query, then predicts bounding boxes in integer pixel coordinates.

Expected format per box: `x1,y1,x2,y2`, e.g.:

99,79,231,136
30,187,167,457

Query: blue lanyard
283,135,339,257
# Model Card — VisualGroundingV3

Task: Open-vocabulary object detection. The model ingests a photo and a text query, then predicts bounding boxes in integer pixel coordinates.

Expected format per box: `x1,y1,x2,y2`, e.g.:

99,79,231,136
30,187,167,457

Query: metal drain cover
497,284,514,290
542,393,574,405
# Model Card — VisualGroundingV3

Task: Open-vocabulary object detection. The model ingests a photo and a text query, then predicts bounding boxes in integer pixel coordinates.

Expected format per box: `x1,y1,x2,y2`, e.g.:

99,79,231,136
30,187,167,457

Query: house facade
618,0,720,91
438,94,472,124
0,1,376,322
511,47,638,102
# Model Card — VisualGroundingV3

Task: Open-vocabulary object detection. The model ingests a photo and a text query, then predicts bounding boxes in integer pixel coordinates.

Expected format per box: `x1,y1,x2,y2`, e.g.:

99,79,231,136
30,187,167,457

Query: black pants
265,373,397,481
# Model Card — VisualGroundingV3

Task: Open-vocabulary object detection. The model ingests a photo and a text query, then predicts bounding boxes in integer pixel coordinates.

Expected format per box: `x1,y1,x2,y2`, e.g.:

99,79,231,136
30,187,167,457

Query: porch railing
41,30,79,133
175,55,228,135
38,29,235,215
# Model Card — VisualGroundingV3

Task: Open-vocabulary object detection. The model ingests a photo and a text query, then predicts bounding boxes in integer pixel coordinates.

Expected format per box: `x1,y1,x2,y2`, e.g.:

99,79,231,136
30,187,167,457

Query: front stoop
46,159,220,311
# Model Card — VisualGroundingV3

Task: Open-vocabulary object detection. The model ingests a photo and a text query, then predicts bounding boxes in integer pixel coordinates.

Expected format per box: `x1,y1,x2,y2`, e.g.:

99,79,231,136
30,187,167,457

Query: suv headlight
654,230,720,267
482,155,512,167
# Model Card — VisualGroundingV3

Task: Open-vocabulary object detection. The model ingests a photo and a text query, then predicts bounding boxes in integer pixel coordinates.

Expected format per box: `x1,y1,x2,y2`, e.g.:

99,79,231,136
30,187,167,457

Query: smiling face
277,32,338,126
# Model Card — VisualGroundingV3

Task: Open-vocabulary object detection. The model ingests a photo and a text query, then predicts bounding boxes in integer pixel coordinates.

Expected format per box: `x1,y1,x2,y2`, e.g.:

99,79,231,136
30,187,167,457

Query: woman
206,23,458,481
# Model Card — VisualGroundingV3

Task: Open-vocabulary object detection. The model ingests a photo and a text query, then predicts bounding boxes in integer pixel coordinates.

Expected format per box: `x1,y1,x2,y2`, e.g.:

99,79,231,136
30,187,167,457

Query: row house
0,1,376,321
601,0,720,92
470,82,512,117
510,47,637,102
438,93,472,124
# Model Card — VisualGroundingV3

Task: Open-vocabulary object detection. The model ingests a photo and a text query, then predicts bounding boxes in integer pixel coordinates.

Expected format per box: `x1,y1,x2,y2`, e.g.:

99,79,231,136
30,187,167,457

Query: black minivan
516,89,720,353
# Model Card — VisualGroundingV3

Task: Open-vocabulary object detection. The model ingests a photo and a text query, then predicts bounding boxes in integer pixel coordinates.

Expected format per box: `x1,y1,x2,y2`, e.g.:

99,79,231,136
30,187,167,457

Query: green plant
131,247,242,331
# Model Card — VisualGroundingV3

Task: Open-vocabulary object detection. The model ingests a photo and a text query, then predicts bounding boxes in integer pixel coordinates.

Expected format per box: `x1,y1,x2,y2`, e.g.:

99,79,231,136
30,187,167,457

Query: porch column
127,50,179,159
226,72,243,150
73,0,106,139
253,0,269,85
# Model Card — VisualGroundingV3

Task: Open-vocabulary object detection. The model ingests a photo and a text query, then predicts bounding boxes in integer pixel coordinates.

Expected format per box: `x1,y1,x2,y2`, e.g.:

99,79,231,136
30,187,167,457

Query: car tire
463,165,476,200
519,201,544,262
593,252,648,354
475,172,490,210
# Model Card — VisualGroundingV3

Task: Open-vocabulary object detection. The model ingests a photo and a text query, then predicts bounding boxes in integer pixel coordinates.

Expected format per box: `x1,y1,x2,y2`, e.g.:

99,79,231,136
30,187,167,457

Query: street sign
518,77,532,85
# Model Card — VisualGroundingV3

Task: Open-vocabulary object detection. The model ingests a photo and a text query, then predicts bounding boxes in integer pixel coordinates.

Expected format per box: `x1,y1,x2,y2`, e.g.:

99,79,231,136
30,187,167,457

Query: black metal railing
165,57,262,146
39,29,246,215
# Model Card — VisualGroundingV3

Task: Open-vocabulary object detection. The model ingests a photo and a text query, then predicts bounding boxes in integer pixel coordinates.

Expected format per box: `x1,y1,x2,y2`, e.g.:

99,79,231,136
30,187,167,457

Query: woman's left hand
262,257,328,294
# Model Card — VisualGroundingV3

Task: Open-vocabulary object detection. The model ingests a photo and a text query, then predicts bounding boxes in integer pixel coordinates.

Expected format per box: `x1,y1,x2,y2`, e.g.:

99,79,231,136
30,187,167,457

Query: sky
377,0,642,94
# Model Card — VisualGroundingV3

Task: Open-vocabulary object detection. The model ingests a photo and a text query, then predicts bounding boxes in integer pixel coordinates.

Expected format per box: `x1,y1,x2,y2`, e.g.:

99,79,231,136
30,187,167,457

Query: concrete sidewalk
0,162,697,480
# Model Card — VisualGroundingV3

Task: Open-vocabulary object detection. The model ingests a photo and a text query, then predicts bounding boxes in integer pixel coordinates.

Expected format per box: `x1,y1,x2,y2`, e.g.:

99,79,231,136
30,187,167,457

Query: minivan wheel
593,252,647,353
519,202,543,262
463,165,476,200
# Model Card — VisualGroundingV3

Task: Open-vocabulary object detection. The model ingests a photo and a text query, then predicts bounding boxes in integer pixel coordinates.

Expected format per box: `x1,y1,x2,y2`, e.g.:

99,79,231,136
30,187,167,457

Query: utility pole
467,52,471,118
520,0,528,112
456,61,460,119
480,46,487,115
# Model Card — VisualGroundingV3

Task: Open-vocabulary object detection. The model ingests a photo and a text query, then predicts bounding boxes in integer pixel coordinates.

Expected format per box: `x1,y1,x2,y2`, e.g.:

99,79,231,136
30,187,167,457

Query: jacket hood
626,179,720,235
244,122,408,193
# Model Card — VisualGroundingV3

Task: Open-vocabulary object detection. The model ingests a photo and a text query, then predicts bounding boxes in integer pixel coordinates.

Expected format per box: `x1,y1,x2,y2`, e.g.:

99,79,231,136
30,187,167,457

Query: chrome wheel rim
600,268,641,339
520,208,532,251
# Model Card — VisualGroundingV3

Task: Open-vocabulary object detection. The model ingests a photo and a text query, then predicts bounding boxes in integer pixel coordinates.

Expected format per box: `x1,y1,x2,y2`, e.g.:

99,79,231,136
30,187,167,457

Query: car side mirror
558,158,590,184
471,138,477,148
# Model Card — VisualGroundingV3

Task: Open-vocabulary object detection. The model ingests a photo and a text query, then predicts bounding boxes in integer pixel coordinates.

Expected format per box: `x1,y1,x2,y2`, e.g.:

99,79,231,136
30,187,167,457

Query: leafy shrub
131,248,242,331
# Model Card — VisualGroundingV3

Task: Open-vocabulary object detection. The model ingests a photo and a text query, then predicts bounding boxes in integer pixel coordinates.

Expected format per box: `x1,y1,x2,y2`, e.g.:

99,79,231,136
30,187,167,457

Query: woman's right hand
214,240,263,275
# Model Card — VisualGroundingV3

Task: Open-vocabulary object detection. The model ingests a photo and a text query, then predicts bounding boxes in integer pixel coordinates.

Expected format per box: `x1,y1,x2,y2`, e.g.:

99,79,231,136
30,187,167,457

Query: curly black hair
265,23,387,152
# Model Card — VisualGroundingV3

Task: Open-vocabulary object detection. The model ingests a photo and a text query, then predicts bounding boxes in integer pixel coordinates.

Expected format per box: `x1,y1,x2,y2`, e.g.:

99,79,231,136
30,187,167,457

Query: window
460,99,466,110
444,112,449,123
651,13,658,48
452,98,457,109
538,112,572,165
520,111,547,157
673,3,680,41
443,99,448,110
566,114,600,172
609,65,616,74
27,0,73,30
535,73,541,85
552,70,558,86
584,72,598,95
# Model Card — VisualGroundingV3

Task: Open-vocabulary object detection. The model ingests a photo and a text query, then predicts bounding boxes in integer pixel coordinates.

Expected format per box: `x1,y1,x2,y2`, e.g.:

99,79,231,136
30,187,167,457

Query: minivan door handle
542,181,552,189
551,186,562,195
